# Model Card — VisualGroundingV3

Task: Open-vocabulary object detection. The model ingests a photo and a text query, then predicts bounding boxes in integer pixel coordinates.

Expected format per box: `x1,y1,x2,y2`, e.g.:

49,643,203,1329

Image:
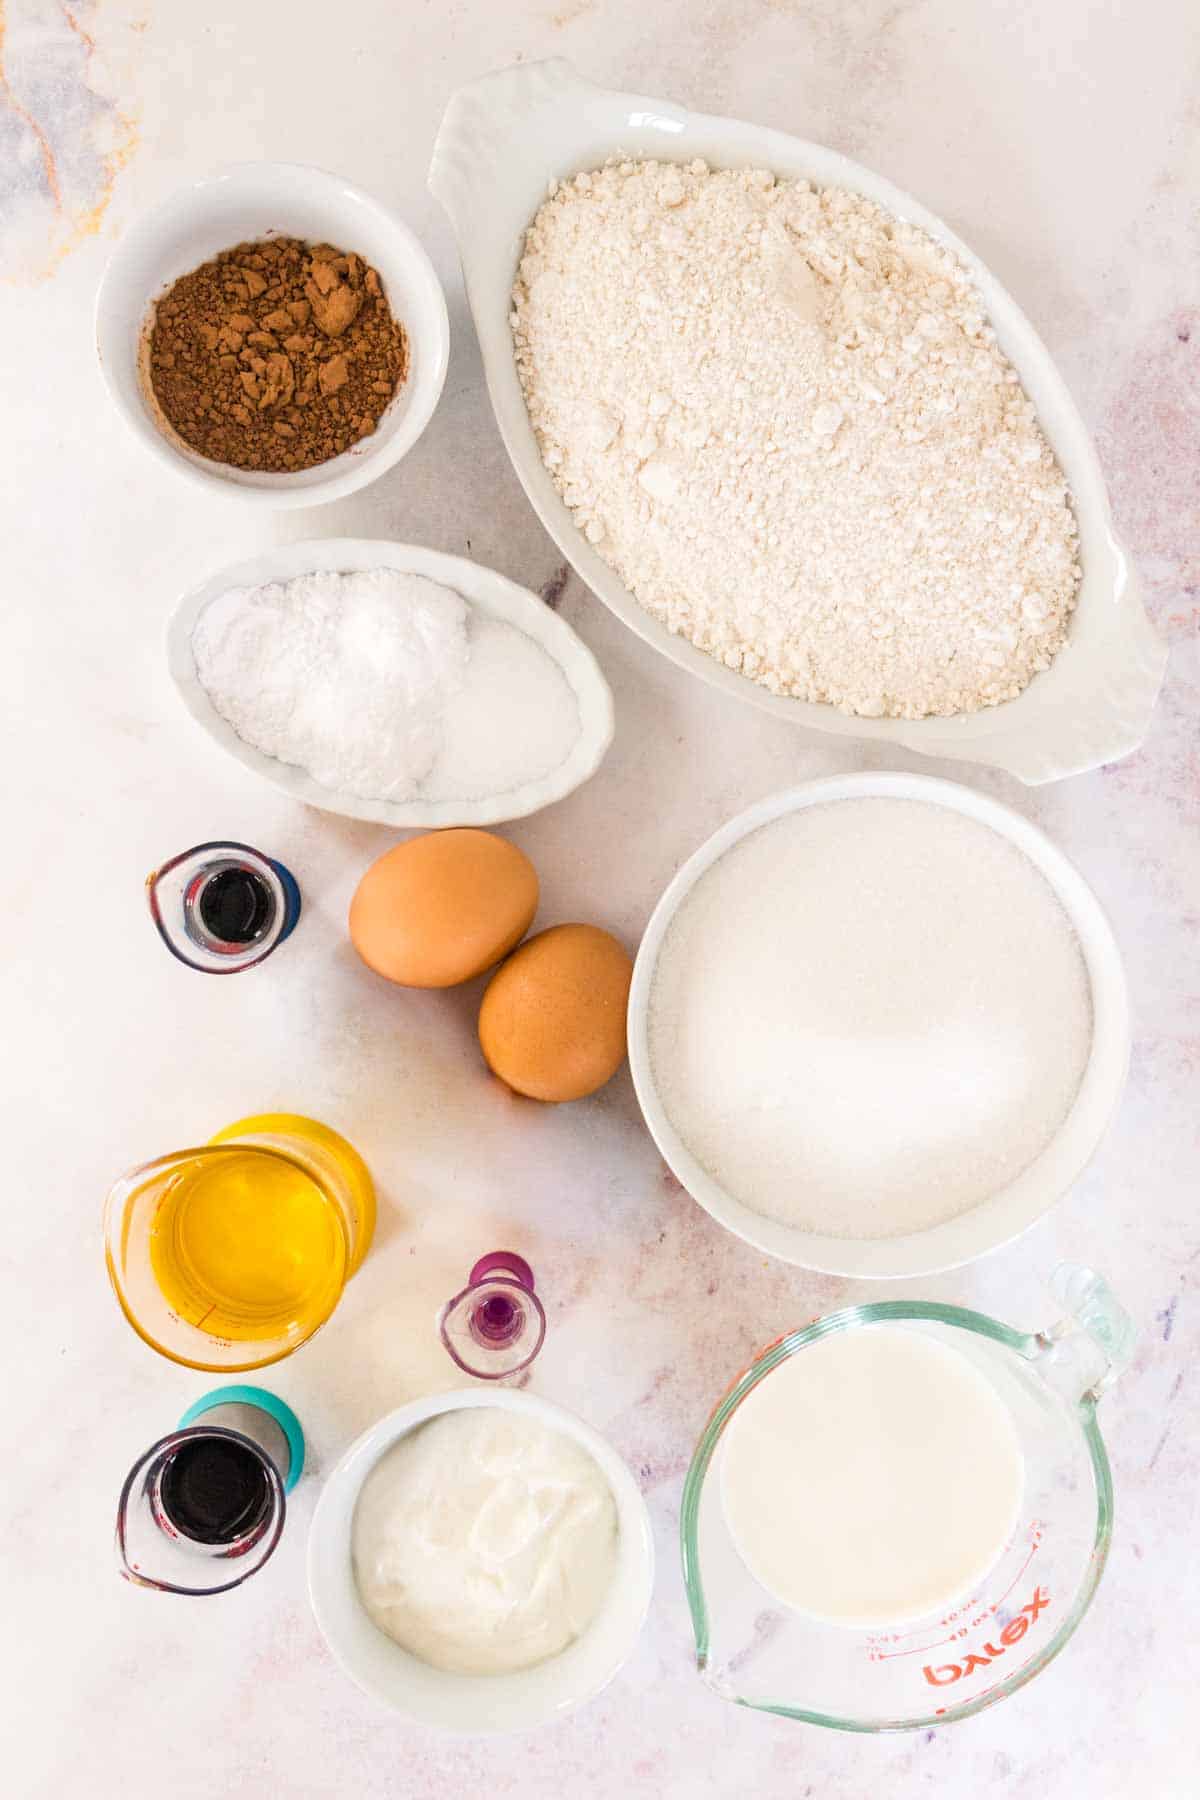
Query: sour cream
352,1408,619,1675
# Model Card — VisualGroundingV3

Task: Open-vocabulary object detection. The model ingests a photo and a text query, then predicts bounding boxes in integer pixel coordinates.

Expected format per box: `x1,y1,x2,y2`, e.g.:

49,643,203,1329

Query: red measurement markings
922,1585,1051,1689
989,1526,1043,1615
866,1524,1045,1664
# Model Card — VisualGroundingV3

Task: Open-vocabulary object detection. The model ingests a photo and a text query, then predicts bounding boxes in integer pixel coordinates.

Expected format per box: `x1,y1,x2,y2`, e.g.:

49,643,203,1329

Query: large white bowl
627,773,1129,1279
307,1389,655,1732
167,538,614,827
429,60,1166,785
96,162,449,508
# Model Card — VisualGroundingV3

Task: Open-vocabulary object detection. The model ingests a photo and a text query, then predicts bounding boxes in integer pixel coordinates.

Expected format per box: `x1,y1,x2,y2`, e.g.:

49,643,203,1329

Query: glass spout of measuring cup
439,1252,546,1379
681,1263,1135,1733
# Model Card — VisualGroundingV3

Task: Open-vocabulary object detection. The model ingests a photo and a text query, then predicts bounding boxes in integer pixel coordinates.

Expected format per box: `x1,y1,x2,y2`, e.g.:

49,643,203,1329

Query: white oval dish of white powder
646,797,1093,1240
191,567,582,805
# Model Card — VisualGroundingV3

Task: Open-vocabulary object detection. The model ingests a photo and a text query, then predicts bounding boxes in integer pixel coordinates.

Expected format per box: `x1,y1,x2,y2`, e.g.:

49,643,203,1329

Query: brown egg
478,923,633,1102
349,829,538,989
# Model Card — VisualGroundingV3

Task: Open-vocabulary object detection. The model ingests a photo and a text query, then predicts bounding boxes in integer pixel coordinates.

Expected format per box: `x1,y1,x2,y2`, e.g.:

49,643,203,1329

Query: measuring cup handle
1037,1263,1137,1402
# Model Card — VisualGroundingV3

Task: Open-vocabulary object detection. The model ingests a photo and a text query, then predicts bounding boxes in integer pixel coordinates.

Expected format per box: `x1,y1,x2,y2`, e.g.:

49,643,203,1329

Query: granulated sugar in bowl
627,774,1130,1279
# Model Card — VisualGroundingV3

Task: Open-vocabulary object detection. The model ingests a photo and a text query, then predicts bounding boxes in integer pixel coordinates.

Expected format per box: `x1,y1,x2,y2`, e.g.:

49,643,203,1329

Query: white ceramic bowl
96,162,449,508
307,1389,655,1732
429,60,1166,785
166,537,614,827
627,773,1129,1279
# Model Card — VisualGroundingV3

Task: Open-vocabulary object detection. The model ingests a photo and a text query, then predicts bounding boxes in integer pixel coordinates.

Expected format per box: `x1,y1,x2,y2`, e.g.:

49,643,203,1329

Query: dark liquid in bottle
160,1436,271,1545
198,867,274,945
472,1292,522,1344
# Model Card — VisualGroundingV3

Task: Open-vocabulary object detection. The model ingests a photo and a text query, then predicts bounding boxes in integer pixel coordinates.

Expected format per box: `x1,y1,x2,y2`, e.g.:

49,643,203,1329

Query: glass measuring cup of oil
682,1265,1134,1731
103,1113,375,1372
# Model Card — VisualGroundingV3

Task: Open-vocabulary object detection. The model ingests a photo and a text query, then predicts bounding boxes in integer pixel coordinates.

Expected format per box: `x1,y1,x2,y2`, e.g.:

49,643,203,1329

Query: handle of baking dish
429,58,690,236
1072,552,1169,773
429,60,604,231
1029,553,1165,784
897,549,1167,785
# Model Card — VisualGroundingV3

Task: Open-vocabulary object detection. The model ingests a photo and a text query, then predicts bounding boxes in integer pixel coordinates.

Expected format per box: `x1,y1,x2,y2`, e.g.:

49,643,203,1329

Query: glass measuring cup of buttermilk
103,1113,375,1372
681,1265,1134,1731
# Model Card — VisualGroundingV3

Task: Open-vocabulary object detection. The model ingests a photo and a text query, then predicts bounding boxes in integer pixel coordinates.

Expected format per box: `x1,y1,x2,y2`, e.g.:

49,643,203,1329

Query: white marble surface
2,2,1196,1794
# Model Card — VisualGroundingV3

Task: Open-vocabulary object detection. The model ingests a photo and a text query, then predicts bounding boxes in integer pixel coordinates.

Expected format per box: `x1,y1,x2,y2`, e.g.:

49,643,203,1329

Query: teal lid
178,1385,305,1493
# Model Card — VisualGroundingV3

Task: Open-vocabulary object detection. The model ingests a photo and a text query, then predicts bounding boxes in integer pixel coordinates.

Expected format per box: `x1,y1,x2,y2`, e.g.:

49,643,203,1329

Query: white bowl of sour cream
307,1390,654,1732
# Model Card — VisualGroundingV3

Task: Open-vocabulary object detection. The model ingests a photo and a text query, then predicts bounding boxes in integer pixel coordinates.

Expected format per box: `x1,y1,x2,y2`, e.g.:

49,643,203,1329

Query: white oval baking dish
429,59,1166,786
167,538,614,827
626,773,1130,1280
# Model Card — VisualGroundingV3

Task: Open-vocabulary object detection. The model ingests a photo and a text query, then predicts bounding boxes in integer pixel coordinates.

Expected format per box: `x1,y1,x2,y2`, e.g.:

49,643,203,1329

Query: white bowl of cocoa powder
96,162,449,508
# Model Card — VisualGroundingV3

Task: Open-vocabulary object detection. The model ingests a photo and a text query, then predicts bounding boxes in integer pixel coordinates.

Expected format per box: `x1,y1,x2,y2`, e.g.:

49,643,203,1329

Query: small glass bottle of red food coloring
439,1252,547,1380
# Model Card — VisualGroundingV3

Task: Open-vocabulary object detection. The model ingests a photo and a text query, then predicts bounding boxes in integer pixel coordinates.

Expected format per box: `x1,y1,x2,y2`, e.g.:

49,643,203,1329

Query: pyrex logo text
923,1586,1050,1687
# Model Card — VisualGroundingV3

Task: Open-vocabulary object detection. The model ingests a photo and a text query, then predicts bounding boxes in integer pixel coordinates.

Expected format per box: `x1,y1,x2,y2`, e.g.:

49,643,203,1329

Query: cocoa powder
146,237,409,473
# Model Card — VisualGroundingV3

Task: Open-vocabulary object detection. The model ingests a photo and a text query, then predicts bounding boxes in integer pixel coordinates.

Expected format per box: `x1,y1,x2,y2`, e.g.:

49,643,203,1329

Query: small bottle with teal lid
116,1387,304,1596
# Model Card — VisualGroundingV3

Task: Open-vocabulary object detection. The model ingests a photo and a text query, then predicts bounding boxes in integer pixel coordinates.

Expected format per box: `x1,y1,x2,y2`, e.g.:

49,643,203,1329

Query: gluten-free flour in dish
647,800,1092,1238
512,162,1080,720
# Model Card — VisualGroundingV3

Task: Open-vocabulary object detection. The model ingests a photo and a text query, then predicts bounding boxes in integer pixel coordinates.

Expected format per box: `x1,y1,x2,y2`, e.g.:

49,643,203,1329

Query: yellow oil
209,1112,375,1276
148,1146,347,1343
